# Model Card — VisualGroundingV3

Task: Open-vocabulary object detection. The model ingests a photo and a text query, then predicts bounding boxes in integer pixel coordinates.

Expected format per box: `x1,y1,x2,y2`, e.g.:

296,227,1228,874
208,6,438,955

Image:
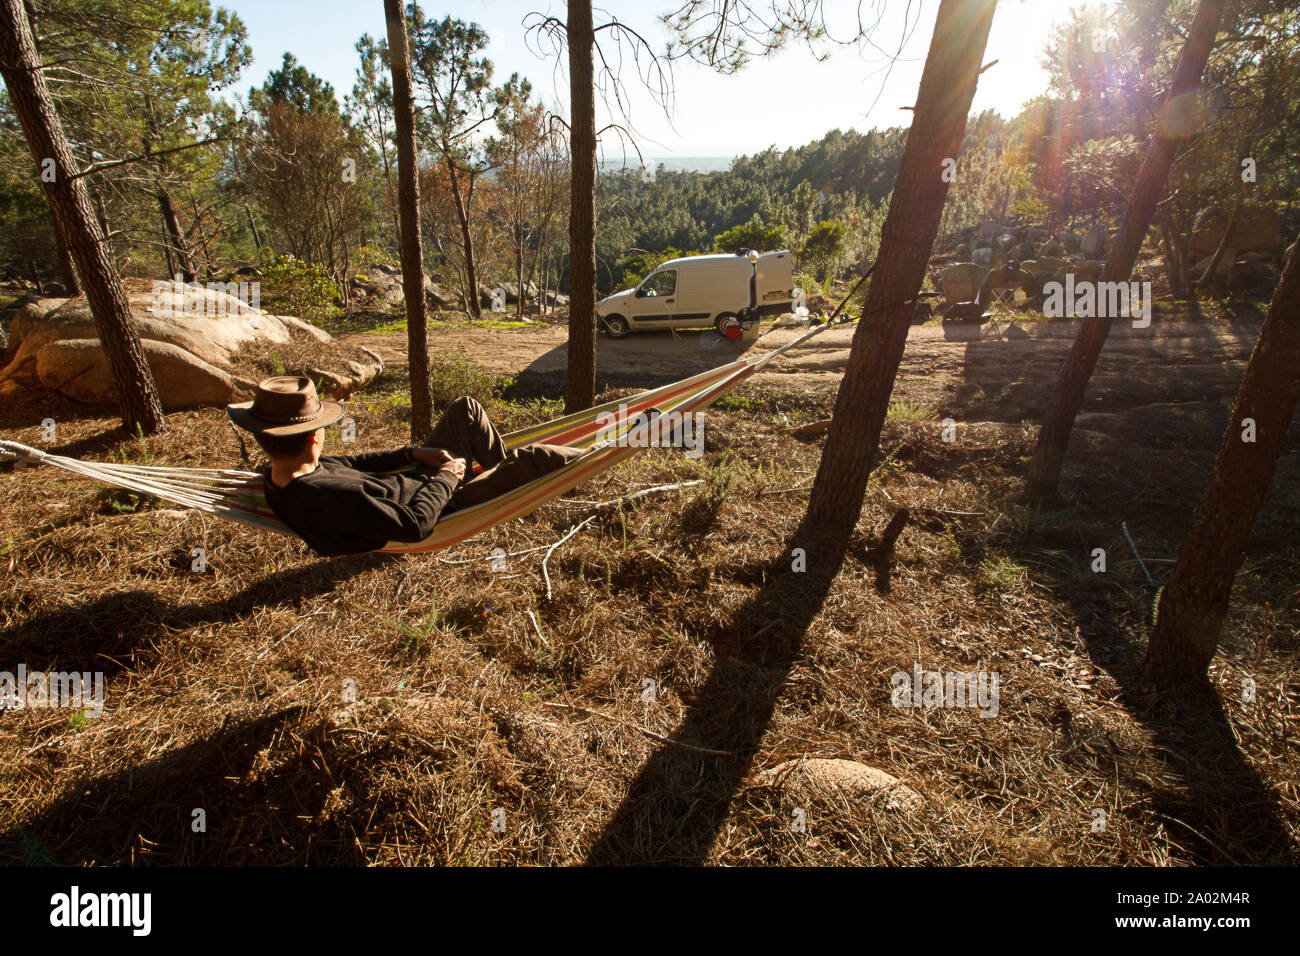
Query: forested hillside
1,1,1295,309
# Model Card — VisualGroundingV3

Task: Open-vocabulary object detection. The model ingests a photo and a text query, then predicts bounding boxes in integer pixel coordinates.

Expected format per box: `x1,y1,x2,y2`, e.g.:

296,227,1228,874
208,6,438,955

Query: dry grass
0,359,1297,866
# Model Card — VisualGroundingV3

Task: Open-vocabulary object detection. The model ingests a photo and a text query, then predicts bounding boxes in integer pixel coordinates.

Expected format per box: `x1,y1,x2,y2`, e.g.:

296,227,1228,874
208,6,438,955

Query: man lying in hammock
228,376,584,557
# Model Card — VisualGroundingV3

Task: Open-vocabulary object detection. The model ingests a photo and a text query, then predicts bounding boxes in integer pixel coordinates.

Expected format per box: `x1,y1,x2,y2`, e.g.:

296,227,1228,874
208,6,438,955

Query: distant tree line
2,1,1296,310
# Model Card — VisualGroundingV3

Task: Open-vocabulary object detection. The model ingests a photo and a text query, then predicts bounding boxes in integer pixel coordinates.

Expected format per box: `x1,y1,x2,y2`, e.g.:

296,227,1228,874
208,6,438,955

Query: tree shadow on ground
952,317,1054,423
1,554,397,865
949,309,1263,430
0,704,368,865
584,520,850,865
588,482,1296,865
1029,532,1294,865
504,332,762,400
0,552,392,681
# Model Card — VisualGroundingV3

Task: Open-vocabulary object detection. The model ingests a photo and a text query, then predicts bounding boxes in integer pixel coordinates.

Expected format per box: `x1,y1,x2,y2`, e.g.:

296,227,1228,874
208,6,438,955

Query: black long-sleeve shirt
261,447,460,556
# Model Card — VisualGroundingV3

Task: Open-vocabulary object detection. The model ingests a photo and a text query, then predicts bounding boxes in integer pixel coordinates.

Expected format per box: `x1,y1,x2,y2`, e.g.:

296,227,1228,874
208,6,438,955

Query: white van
596,251,795,338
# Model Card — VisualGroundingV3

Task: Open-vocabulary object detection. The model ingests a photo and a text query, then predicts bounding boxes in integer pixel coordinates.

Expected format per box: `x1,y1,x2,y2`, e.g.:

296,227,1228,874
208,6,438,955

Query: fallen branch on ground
541,514,598,600
558,480,703,509
757,482,813,496
442,481,704,579
543,701,735,757
436,542,554,566
526,609,550,647
916,506,985,519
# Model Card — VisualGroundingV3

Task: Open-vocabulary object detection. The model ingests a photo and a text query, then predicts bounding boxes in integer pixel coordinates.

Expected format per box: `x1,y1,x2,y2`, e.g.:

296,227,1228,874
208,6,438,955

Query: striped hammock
0,321,834,555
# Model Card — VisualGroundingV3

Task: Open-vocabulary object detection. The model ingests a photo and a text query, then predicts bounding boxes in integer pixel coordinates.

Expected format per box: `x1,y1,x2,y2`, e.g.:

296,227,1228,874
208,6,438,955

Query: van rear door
754,251,794,316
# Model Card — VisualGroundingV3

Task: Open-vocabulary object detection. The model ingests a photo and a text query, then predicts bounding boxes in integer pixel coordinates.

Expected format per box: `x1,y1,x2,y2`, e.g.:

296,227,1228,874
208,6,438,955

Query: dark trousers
423,397,584,510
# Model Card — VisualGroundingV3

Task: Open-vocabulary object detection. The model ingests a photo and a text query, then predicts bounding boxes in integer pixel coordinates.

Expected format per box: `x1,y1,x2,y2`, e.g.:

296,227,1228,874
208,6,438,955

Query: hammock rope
0,317,845,554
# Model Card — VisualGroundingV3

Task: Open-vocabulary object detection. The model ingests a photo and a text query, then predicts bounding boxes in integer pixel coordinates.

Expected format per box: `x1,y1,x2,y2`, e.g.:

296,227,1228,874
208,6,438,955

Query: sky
218,0,1091,161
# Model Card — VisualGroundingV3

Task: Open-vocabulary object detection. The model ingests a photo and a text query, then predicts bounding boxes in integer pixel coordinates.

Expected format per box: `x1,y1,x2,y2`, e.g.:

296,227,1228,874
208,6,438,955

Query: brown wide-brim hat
227,376,345,437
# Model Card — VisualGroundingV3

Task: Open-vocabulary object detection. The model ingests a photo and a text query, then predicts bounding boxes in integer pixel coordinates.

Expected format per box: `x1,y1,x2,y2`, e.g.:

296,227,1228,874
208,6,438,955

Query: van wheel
603,315,629,338
714,312,740,335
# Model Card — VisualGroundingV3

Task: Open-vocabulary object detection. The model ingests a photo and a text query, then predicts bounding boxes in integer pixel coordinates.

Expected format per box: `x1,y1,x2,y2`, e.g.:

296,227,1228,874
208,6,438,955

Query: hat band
252,402,323,426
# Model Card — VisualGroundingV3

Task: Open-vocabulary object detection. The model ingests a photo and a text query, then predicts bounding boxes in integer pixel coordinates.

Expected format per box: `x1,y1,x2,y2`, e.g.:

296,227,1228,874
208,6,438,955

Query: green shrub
359,244,399,268
713,215,790,254
490,396,566,433
792,272,824,299
1011,196,1048,222
260,255,342,324
426,348,514,409
886,400,939,421
798,219,846,279
979,557,1028,590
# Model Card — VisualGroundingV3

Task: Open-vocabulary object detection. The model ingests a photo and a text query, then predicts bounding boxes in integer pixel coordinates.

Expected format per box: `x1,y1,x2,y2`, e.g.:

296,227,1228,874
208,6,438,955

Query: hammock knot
0,440,46,464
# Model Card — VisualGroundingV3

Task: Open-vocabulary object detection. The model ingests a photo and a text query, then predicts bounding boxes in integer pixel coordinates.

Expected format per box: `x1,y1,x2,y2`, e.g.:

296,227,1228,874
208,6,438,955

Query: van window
642,270,676,297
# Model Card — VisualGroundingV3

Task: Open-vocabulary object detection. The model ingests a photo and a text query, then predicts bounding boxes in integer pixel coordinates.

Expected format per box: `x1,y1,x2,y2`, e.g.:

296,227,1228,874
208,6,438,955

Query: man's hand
410,446,465,484
410,446,455,468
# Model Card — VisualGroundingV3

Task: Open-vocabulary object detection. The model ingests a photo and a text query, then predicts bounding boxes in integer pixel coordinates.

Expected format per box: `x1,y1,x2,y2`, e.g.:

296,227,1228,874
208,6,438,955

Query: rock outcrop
0,279,381,409
940,262,989,303
1080,223,1111,257
348,265,465,312
1187,203,1282,258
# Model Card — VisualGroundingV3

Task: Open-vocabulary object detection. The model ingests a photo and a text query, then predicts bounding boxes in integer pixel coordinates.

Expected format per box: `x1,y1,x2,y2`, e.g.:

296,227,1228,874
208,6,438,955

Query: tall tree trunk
516,221,525,318
565,0,596,413
1196,193,1242,288
1025,0,1226,503
1145,242,1300,689
53,226,78,294
191,195,214,275
385,0,433,441
0,0,163,434
157,183,194,282
1160,220,1185,298
161,215,176,278
244,203,263,253
803,0,997,539
541,244,551,316
445,159,481,318
1173,225,1195,294
94,191,109,238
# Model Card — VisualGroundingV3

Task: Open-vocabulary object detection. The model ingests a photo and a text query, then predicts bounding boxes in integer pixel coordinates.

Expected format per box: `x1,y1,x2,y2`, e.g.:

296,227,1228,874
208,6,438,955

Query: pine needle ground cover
1,318,1295,866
